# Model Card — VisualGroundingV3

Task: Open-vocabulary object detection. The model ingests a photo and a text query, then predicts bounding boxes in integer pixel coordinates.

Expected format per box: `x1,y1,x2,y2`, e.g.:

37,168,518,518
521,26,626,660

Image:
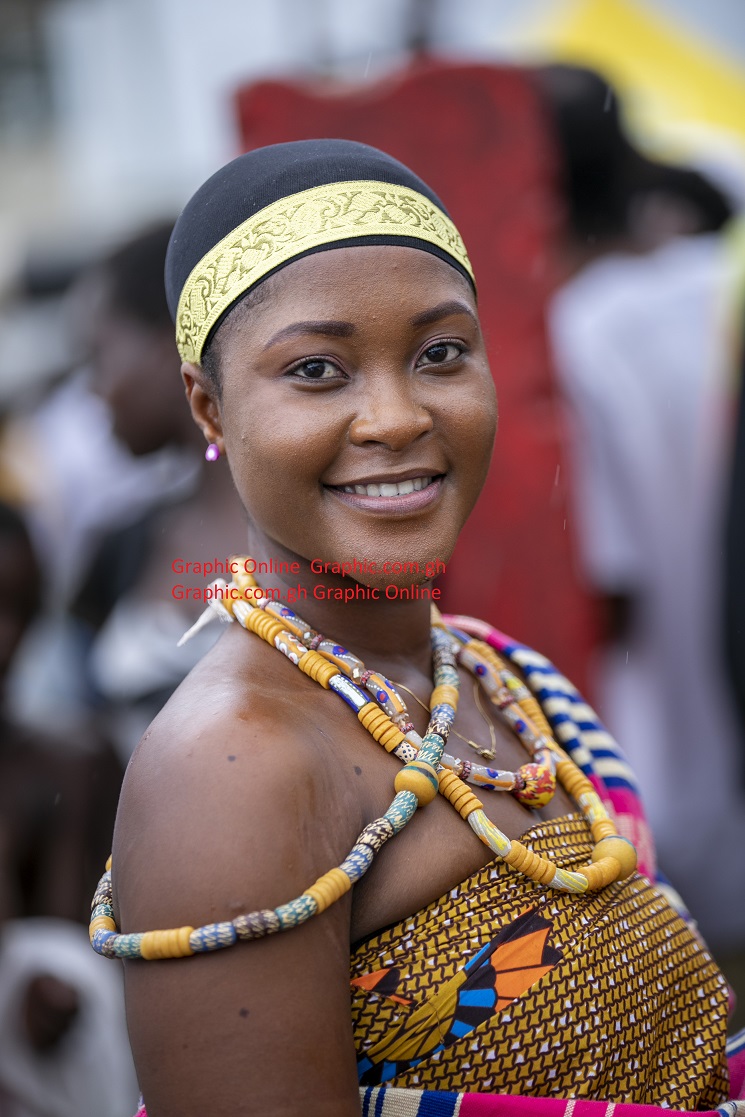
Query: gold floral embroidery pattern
175,180,474,363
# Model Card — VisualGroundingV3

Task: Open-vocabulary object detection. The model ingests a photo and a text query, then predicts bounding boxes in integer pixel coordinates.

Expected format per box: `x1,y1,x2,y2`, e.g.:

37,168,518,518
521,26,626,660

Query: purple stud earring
205,442,220,462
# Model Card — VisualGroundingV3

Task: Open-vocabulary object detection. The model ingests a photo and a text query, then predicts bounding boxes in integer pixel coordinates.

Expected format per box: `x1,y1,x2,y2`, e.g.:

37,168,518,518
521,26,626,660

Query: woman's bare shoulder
113,625,365,1115
114,623,364,925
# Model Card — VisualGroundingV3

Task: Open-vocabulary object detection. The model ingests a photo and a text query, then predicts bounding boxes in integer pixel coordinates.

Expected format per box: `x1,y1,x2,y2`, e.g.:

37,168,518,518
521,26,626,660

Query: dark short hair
199,278,273,397
102,222,175,330
535,64,733,239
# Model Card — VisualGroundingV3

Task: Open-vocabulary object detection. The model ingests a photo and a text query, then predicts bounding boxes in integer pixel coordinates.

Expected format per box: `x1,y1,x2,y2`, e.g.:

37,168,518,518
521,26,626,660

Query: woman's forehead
217,245,477,352
263,245,473,313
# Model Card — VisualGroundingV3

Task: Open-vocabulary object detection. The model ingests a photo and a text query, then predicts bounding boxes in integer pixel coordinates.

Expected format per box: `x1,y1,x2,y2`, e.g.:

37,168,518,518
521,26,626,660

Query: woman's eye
289,358,340,380
417,342,464,367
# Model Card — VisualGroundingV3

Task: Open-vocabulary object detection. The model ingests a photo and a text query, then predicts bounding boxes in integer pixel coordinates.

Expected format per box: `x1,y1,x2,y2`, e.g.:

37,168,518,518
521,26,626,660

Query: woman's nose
348,379,434,451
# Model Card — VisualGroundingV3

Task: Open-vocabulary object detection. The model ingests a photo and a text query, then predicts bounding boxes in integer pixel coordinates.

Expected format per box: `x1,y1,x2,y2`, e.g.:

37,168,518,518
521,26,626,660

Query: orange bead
517,694,553,738
577,857,619,890
591,836,637,880
357,703,405,752
394,761,439,806
590,818,617,842
89,915,116,941
298,650,338,688
438,769,483,818
556,758,593,801
140,926,195,960
245,609,284,644
430,684,459,710
505,841,556,885
304,868,352,913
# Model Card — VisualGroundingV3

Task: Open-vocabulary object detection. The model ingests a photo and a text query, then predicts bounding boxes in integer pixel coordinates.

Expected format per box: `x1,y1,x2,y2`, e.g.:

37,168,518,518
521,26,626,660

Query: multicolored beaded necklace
89,562,637,963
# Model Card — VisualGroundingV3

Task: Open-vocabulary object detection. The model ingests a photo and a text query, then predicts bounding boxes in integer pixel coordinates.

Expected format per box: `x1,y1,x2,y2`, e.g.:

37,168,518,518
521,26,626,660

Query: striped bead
276,894,317,929
418,733,445,765
233,910,281,940
340,843,375,881
112,933,145,959
356,816,396,852
385,790,417,831
91,929,117,956
91,901,114,922
91,872,113,909
189,922,238,953
329,674,368,711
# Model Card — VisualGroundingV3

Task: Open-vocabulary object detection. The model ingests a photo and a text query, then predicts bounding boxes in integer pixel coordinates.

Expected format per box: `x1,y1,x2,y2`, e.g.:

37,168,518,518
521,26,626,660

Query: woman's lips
325,475,444,514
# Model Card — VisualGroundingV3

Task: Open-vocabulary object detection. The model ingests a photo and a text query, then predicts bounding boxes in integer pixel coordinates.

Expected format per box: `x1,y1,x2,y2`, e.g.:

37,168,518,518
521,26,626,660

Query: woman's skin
115,246,575,1116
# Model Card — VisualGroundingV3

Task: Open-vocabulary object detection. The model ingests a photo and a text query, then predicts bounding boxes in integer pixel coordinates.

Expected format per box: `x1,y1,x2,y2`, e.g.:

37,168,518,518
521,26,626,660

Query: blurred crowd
2,11,745,1113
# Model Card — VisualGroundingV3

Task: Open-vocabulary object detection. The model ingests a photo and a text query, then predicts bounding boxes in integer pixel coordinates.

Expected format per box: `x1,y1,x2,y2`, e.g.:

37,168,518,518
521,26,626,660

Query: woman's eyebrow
263,320,355,349
410,300,477,328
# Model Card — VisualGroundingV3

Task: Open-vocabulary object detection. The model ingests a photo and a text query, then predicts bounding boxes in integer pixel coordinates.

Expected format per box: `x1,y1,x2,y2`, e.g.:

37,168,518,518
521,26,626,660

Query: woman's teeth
341,477,433,497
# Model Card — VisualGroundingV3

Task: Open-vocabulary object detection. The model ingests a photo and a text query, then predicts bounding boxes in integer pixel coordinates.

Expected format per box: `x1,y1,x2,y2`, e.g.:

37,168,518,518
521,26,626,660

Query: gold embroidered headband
175,179,474,365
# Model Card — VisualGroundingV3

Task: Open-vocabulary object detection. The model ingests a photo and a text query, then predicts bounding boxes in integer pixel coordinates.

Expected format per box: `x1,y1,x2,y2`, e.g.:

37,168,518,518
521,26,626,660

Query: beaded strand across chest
89,562,637,963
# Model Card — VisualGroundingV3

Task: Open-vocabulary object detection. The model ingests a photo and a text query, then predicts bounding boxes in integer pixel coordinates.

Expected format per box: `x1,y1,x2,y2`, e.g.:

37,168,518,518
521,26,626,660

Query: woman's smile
325,473,445,515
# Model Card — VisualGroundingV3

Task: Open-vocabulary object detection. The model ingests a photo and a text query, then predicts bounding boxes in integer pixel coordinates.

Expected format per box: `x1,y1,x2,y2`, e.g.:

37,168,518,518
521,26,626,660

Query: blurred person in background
6,224,248,764
725,304,745,771
539,64,745,955
0,501,119,922
71,223,247,761
0,265,206,742
0,500,136,1117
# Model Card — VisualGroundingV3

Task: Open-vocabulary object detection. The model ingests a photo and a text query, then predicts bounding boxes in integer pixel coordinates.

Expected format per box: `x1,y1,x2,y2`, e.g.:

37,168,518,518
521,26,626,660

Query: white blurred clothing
0,919,137,1117
89,597,223,763
3,372,201,736
549,234,745,947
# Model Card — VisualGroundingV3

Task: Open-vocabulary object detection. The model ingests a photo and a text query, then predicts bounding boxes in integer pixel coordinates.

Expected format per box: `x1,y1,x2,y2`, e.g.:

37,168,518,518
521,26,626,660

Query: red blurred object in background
235,60,599,694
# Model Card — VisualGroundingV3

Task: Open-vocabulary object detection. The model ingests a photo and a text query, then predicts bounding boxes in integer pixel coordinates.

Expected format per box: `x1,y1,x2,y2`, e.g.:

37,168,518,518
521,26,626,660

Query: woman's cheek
225,424,323,523
441,378,496,454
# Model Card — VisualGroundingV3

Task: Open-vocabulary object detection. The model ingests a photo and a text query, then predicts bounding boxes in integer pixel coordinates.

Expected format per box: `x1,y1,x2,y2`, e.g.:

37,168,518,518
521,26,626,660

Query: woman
90,140,740,1116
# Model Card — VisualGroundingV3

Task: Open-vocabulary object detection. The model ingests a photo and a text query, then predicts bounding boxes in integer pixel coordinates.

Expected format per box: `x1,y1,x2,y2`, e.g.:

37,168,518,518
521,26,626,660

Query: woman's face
188,245,496,586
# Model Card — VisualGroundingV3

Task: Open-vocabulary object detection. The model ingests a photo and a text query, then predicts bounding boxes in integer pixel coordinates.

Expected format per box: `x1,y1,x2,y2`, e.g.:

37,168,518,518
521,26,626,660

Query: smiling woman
93,141,742,1117
181,244,492,590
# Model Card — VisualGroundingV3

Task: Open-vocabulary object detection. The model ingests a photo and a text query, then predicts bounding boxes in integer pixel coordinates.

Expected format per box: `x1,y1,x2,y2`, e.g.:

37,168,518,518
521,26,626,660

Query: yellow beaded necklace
89,563,637,963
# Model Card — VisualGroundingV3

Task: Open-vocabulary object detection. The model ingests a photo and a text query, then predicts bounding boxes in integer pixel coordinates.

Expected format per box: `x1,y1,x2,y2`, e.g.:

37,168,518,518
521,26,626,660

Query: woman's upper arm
114,704,362,1117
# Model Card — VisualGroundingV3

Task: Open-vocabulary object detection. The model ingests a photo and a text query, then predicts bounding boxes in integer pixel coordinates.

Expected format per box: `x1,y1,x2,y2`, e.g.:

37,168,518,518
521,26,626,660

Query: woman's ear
181,362,224,452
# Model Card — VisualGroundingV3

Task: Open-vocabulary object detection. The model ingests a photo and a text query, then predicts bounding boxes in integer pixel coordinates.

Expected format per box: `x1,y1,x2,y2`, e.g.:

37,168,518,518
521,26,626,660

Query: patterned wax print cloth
133,626,745,1115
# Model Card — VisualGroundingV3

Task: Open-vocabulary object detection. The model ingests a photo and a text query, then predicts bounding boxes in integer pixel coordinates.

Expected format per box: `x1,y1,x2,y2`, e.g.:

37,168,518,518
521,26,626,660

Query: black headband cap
166,138,474,363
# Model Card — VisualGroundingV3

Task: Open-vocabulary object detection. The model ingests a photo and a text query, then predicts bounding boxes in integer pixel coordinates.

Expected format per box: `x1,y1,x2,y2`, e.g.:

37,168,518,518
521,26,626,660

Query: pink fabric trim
730,1046,745,1098
459,1096,740,1115
137,1097,743,1117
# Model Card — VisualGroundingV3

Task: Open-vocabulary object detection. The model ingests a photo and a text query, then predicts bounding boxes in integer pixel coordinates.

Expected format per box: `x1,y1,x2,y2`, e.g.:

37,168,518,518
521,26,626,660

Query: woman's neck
244,530,436,682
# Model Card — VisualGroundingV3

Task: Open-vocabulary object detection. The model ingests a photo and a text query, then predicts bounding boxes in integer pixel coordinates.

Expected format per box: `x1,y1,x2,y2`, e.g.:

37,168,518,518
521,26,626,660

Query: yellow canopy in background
508,0,745,163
